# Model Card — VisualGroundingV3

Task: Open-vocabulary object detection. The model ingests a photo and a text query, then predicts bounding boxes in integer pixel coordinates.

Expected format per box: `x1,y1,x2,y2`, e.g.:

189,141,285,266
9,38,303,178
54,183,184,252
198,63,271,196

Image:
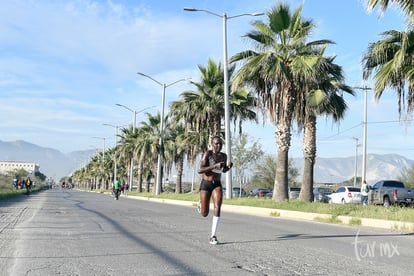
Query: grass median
122,190,414,223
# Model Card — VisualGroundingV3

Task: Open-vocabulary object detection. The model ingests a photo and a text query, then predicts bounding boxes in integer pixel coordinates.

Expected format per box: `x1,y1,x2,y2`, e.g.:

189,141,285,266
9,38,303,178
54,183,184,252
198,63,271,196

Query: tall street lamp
92,136,107,190
103,123,123,185
137,72,190,195
115,104,155,191
184,7,264,199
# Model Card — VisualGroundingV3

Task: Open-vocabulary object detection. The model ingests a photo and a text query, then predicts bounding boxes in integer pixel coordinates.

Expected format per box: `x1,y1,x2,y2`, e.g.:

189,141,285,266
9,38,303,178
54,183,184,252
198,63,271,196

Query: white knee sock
211,216,220,237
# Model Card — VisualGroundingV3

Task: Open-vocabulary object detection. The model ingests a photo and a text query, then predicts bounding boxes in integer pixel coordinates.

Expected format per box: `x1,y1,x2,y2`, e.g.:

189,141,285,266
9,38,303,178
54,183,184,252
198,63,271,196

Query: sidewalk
129,195,414,231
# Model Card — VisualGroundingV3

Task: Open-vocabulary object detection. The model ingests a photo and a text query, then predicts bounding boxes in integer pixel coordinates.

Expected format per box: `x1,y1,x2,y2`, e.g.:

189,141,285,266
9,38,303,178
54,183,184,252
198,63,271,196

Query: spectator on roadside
13,177,18,189
361,180,369,205
120,182,124,195
25,177,33,195
123,181,129,197
114,178,122,200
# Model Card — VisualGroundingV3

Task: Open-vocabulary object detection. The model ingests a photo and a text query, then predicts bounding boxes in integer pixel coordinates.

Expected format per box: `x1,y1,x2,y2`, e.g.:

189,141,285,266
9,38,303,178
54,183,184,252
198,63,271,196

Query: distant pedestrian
123,181,129,197
114,178,122,200
361,180,369,205
25,177,33,195
13,177,18,189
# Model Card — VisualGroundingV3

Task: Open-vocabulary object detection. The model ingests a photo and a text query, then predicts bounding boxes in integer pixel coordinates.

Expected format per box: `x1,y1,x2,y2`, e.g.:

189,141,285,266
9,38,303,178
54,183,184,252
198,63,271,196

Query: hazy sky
0,0,411,161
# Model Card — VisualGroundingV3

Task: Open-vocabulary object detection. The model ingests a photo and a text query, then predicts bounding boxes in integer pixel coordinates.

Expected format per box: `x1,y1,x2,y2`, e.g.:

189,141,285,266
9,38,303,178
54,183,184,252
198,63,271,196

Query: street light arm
116,103,134,113
184,7,221,17
103,123,117,128
166,78,191,88
353,86,372,90
228,12,264,19
116,104,156,117
138,72,190,88
184,7,264,19
137,72,163,86
183,7,196,11
103,123,128,129
136,105,156,114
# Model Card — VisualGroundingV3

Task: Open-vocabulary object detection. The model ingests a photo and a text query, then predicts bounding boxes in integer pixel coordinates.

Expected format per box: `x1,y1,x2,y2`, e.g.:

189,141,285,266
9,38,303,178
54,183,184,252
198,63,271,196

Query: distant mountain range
0,140,95,180
0,139,412,184
292,154,413,184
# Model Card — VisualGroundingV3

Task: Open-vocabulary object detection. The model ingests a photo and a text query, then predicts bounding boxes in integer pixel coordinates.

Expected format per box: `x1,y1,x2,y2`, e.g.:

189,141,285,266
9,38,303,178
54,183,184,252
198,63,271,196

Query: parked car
288,187,301,199
222,187,247,197
328,186,362,204
369,180,414,207
232,187,247,197
262,188,300,199
265,191,273,198
313,187,333,203
249,188,271,198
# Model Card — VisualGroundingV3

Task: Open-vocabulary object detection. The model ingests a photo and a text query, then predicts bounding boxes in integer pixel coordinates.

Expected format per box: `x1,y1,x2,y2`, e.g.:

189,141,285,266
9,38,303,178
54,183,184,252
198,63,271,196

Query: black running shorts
199,179,222,193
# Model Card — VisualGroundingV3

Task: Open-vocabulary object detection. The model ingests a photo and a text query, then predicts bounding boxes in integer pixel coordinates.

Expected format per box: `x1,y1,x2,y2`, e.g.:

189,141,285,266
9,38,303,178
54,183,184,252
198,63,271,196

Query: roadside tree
231,133,264,197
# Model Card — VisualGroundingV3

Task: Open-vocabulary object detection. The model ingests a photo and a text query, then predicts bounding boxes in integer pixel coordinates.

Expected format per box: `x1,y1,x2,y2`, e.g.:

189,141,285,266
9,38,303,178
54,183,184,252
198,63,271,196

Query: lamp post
116,104,155,192
184,7,264,199
92,136,107,190
353,86,372,185
103,123,122,185
137,72,190,195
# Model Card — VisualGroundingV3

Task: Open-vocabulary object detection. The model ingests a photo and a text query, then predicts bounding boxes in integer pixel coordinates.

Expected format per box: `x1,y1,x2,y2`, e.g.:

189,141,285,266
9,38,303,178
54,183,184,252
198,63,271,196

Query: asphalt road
1,189,413,276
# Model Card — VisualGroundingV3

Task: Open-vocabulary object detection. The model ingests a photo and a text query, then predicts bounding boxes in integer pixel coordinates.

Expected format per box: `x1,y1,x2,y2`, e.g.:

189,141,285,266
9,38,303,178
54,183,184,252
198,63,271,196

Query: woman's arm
198,150,223,174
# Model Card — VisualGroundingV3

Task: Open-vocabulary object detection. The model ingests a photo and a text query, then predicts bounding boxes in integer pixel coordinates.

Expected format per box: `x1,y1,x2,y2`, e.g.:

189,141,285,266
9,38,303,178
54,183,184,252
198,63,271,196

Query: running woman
197,135,233,245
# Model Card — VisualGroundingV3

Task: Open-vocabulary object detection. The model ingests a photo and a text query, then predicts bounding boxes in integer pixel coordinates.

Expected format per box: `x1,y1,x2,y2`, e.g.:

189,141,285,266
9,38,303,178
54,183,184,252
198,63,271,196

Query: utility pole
353,86,372,184
352,137,360,187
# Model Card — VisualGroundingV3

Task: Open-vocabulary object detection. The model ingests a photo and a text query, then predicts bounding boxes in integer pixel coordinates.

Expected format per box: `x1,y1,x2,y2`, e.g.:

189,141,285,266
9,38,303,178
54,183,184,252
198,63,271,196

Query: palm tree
173,59,227,141
297,54,354,202
366,0,414,18
96,149,111,190
134,126,150,192
117,126,136,189
163,123,187,194
86,154,100,189
168,59,257,194
362,29,414,118
363,0,414,119
170,59,256,149
230,89,258,135
231,3,333,202
138,112,168,194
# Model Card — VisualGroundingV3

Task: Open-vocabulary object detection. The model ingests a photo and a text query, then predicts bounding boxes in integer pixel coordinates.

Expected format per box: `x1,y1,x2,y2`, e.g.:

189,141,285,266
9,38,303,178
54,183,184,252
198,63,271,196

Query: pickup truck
369,180,414,207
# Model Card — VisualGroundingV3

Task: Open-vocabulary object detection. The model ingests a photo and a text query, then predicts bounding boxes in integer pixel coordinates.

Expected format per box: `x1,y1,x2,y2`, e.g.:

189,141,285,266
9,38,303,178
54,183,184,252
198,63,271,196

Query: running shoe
209,236,219,245
196,200,201,213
